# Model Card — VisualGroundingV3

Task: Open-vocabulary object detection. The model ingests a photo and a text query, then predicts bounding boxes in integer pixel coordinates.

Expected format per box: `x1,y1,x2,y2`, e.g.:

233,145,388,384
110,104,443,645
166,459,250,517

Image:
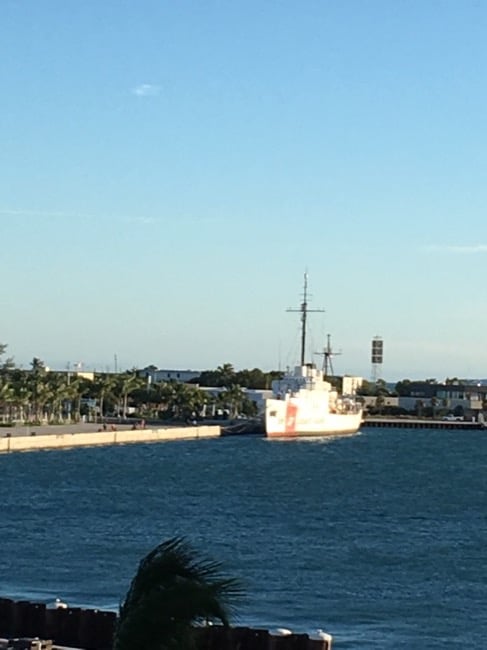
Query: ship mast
287,273,324,366
315,333,342,377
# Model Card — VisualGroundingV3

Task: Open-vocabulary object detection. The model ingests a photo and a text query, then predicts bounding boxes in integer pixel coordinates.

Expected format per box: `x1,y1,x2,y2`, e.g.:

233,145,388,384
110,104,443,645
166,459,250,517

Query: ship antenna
287,272,325,366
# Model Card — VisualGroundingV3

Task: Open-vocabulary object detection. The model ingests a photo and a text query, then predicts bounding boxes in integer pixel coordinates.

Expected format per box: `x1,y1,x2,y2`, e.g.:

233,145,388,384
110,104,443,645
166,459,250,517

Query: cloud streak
131,83,160,97
124,216,158,225
0,208,159,225
0,207,222,226
0,208,88,220
424,244,487,254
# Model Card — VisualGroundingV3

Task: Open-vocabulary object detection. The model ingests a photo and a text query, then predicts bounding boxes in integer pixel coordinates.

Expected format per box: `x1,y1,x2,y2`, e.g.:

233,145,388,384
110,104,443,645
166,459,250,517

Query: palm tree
216,363,236,388
154,382,205,421
0,376,14,423
114,372,145,419
143,381,169,418
170,383,205,421
44,373,68,423
0,343,15,374
10,370,30,423
93,373,118,422
114,537,242,650
29,357,47,422
63,375,92,422
220,384,245,419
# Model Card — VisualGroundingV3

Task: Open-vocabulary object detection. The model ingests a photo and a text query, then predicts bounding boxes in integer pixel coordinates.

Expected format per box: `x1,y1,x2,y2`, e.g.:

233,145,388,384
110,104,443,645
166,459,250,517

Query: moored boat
264,275,363,438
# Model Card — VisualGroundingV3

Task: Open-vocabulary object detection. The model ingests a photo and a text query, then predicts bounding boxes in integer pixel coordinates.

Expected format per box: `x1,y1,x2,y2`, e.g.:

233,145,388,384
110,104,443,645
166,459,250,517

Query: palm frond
115,537,243,650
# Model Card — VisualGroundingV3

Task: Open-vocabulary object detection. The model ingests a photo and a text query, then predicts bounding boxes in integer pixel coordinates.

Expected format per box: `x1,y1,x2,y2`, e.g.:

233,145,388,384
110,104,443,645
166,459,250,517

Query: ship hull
265,397,362,438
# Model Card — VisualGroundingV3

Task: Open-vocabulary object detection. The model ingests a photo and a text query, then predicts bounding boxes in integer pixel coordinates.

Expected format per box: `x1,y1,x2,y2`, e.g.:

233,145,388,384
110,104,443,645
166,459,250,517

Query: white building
198,387,272,414
342,375,363,395
138,367,202,384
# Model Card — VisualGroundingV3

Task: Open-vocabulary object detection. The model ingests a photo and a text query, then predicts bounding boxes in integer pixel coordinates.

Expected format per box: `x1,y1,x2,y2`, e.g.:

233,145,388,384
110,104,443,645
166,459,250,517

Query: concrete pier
0,425,221,454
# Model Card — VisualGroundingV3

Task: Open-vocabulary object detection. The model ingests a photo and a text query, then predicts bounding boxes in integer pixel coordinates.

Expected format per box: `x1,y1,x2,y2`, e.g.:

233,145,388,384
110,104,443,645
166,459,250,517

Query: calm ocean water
1,428,486,649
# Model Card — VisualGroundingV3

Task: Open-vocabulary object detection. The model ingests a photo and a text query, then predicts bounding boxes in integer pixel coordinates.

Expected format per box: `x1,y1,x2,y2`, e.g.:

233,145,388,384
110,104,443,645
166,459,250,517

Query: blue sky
2,1,487,381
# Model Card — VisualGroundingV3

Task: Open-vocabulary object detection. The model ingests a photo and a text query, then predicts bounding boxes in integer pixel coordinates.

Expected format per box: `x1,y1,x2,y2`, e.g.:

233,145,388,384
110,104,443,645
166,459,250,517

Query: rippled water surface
1,428,486,648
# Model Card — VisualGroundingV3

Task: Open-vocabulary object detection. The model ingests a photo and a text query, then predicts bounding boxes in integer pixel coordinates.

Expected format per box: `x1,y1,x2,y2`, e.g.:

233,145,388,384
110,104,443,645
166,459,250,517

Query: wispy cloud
0,207,220,226
424,244,487,254
131,83,160,97
125,216,158,225
0,208,159,225
0,208,88,220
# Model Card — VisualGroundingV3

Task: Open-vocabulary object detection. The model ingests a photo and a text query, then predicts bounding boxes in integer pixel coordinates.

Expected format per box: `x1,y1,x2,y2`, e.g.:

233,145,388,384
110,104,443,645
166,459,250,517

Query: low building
138,367,202,384
48,369,95,381
365,380,487,418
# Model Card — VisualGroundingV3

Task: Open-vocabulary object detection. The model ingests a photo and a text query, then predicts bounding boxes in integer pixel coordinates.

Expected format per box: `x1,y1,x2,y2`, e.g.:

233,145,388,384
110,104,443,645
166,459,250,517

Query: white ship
265,275,363,438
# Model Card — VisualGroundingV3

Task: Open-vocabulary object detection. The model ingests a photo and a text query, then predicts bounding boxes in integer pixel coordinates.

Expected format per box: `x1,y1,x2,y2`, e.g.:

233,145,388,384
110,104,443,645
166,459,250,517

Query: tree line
0,345,281,426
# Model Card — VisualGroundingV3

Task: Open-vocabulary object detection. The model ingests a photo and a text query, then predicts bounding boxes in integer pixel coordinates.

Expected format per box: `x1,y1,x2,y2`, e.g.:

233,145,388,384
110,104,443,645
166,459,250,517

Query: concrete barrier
0,426,221,454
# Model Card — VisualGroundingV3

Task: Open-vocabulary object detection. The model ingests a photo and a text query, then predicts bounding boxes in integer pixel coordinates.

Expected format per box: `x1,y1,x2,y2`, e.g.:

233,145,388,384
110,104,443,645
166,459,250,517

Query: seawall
362,416,484,429
0,426,221,454
0,598,333,650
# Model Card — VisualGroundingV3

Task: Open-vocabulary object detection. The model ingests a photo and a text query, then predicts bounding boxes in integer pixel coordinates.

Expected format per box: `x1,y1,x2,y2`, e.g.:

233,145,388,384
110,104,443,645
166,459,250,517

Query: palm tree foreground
114,537,243,650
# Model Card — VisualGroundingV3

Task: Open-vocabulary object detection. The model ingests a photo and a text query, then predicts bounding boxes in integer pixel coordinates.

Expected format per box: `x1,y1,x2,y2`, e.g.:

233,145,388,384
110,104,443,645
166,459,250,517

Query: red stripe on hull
285,402,298,434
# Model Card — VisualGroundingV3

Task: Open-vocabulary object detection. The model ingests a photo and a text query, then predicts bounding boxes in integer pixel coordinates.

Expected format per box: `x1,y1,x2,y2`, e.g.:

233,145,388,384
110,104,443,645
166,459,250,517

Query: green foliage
114,537,243,650
218,384,245,418
357,380,373,396
394,379,411,396
30,357,46,375
0,356,293,424
358,379,391,397
0,343,15,373
232,368,268,389
240,398,258,417
193,364,280,390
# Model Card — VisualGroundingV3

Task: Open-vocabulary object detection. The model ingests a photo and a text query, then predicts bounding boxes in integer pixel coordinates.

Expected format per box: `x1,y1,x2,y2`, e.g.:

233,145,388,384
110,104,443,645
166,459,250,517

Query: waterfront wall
0,599,333,650
362,417,483,430
0,426,221,454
